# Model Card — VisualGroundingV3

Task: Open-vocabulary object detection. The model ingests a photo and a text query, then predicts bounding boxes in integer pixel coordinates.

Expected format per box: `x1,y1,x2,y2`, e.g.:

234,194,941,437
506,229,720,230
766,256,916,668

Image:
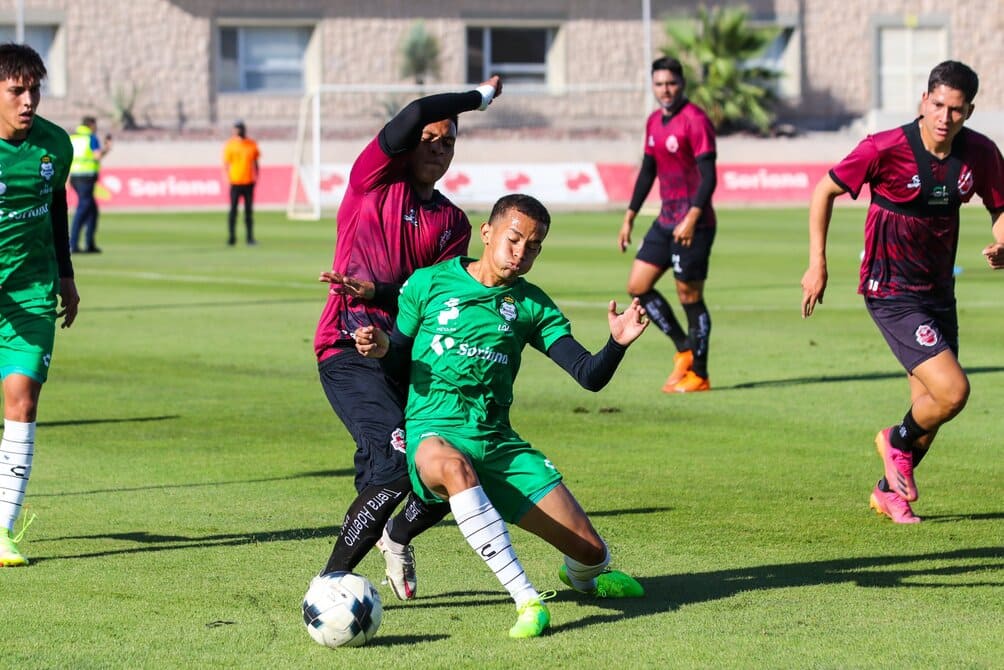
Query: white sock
1,420,35,533
563,543,610,592
450,486,538,607
380,518,406,553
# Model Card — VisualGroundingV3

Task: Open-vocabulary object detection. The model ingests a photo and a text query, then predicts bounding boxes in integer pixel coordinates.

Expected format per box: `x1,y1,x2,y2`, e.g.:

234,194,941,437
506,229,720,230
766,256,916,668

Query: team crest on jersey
389,428,406,454
499,295,517,321
958,168,974,196
915,324,938,347
39,156,54,181
403,208,418,226
906,175,921,190
665,135,679,153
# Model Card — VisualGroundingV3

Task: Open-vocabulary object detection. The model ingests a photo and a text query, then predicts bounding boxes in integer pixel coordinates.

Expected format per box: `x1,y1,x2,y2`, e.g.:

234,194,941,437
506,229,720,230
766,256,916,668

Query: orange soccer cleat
661,350,694,392
669,370,710,393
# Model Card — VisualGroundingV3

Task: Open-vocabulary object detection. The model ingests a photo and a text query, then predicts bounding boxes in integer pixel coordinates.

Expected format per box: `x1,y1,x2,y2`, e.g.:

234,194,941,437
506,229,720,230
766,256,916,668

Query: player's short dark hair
652,56,684,81
489,193,550,229
928,60,979,103
82,115,97,126
0,42,47,84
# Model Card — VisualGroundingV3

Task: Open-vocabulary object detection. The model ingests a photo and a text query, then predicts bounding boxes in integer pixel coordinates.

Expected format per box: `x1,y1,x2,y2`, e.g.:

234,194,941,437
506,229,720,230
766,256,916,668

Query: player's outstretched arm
801,174,845,318
381,76,502,156
982,210,1004,270
607,298,649,346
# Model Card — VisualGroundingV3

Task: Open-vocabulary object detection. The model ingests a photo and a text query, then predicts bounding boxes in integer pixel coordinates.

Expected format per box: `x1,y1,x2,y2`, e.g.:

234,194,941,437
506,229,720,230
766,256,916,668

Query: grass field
8,206,1003,669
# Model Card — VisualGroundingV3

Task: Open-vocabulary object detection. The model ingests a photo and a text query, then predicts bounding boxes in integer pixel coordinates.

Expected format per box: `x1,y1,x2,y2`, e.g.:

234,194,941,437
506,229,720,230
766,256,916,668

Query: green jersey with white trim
0,114,72,290
396,256,572,433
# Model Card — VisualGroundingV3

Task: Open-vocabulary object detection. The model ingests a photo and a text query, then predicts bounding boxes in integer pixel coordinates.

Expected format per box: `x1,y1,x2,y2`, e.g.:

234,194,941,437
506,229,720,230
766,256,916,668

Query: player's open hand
607,298,649,345
982,242,1004,269
354,326,389,358
319,271,375,300
672,218,695,247
58,277,80,328
800,264,828,318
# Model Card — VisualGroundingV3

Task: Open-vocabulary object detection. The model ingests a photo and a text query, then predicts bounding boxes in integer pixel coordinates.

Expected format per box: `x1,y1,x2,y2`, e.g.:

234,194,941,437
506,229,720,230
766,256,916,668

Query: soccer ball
302,571,383,648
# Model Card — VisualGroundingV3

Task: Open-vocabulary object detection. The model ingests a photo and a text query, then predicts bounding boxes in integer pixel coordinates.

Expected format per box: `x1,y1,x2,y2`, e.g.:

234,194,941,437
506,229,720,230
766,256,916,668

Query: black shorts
865,295,958,373
318,351,408,492
636,221,715,281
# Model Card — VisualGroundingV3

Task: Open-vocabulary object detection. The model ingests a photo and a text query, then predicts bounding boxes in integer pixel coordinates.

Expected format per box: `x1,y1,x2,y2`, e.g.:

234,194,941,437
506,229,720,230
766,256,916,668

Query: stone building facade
2,0,1001,136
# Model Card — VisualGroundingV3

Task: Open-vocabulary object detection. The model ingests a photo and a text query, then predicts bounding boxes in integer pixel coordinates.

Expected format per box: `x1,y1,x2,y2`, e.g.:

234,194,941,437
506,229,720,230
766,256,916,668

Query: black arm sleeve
690,153,717,210
378,327,415,383
372,281,402,310
546,335,628,392
628,154,657,213
378,91,483,156
50,187,74,279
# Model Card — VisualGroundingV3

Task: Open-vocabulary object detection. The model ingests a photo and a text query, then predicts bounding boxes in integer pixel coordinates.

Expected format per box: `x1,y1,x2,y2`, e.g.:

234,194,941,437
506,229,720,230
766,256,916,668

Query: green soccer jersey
396,256,572,433
0,114,73,291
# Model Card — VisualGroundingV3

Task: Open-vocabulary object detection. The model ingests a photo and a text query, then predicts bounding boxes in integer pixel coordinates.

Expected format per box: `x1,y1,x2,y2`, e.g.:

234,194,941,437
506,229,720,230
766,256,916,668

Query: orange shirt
223,137,260,185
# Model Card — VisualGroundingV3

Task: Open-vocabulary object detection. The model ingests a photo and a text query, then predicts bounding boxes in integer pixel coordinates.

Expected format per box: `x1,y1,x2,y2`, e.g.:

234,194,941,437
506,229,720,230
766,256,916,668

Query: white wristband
475,84,495,111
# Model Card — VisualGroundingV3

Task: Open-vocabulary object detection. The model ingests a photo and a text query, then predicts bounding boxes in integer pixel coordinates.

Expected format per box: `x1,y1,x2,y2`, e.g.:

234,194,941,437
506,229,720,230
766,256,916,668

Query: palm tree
664,6,781,134
400,21,441,86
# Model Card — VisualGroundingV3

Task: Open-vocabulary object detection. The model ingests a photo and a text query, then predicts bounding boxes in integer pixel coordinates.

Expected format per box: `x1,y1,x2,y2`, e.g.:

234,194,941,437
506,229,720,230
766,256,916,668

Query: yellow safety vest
70,125,100,175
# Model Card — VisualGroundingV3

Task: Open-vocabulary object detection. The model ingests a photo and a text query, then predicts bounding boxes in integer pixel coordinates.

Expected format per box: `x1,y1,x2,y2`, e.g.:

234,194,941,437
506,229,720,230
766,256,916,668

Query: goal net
286,82,646,220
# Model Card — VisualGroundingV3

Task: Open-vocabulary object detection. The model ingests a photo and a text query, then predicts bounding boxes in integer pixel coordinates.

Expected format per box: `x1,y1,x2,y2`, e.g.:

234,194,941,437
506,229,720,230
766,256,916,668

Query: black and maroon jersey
830,121,1004,298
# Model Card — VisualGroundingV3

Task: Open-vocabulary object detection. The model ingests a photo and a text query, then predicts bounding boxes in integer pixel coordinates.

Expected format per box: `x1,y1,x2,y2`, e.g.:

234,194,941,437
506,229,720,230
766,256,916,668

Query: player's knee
939,379,970,418
435,454,478,493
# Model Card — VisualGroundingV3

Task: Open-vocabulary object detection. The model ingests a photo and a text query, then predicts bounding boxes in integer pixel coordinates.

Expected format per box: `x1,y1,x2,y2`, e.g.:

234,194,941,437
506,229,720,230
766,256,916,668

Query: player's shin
386,492,449,545
562,543,610,591
322,477,409,574
0,420,35,532
450,485,538,606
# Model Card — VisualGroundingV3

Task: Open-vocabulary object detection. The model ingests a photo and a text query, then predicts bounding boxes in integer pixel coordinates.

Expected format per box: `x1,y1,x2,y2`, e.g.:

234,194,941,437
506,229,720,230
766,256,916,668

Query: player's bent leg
519,484,644,598
909,351,970,430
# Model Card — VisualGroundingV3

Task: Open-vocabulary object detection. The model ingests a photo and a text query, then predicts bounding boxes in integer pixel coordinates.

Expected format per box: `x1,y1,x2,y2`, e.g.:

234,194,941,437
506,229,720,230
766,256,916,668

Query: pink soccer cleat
875,427,917,501
869,484,920,524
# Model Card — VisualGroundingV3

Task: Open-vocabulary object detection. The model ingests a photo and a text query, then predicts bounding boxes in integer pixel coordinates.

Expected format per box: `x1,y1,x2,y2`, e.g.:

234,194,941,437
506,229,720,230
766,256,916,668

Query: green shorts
0,285,57,384
407,425,563,524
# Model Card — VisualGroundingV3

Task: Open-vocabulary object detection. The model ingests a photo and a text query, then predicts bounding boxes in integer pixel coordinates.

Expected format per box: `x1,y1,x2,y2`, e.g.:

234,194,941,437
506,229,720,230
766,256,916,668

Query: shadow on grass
724,365,1004,390
30,505,670,563
544,545,1004,634
31,468,354,498
38,414,182,428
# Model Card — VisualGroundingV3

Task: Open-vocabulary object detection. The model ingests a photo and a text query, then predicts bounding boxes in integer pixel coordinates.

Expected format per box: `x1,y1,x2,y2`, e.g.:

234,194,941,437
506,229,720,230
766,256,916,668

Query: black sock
323,477,410,574
386,493,450,545
637,290,688,351
912,447,929,469
890,410,927,452
682,300,711,378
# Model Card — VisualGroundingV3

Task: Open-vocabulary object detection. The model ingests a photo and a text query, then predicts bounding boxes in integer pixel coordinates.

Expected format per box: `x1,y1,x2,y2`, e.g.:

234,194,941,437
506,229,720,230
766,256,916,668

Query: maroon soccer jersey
830,123,1004,298
643,102,717,229
314,137,471,361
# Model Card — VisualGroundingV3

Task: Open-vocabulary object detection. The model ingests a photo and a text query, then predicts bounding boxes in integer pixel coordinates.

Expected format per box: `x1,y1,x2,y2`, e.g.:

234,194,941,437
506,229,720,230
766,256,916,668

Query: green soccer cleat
559,565,645,598
0,530,28,568
508,596,551,639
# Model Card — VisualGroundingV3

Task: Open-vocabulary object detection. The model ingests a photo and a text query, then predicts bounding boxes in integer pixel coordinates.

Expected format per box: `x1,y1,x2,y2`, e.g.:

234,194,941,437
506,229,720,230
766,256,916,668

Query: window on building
878,26,947,113
218,25,312,93
0,24,64,95
466,26,556,84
